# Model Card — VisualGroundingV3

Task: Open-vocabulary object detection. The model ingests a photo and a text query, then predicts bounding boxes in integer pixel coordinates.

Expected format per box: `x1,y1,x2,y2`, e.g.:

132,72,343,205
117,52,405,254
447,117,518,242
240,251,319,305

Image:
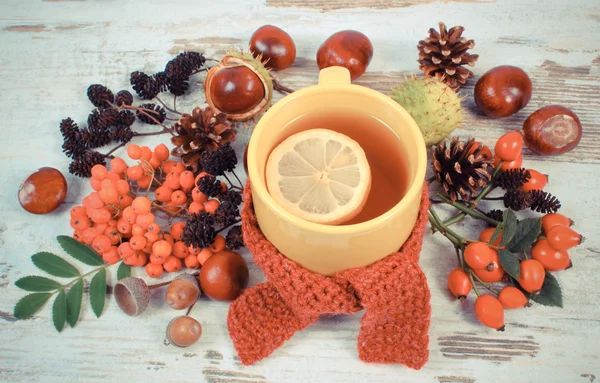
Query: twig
105,142,127,157
156,96,182,115
272,77,295,94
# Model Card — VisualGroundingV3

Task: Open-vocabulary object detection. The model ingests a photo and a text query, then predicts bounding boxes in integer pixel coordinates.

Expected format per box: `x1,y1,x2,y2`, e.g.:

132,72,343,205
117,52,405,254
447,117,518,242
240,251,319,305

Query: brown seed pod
114,277,150,316
204,51,273,121
18,167,67,214
165,273,201,310
165,316,203,348
522,105,582,156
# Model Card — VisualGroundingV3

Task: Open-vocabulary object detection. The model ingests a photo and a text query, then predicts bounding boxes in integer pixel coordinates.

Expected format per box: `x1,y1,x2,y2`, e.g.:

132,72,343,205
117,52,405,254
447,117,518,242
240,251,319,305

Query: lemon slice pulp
266,129,371,225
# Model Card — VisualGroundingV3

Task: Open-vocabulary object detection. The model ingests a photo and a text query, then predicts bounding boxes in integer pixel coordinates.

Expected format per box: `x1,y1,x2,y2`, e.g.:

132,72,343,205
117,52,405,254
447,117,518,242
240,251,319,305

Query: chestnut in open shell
199,250,249,301
522,105,582,155
317,30,373,81
18,167,67,214
249,25,296,70
474,65,532,118
205,51,273,121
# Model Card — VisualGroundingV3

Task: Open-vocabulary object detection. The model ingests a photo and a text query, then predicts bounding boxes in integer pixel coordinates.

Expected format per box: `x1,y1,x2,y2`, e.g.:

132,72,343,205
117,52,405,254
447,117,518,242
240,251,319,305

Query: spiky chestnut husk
204,50,273,121
391,76,464,146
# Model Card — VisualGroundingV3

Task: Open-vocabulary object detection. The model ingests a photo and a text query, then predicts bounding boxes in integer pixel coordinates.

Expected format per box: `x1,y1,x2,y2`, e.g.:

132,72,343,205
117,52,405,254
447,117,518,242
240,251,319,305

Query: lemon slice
266,129,371,225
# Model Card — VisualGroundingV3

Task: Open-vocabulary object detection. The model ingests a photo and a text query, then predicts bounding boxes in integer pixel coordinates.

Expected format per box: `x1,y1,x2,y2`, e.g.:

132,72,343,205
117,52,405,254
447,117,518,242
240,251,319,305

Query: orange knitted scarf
227,182,431,369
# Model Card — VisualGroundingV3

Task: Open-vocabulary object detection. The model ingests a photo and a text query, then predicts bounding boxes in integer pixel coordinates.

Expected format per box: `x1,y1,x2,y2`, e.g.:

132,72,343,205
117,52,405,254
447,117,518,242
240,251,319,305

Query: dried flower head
200,144,238,176
225,225,243,250
197,175,222,198
181,212,216,249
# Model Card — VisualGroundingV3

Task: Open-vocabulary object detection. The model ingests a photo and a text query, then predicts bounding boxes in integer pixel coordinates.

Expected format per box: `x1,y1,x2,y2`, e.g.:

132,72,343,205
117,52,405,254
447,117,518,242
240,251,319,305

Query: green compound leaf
31,252,80,278
116,262,131,281
498,249,520,280
14,293,52,319
89,269,107,318
66,279,84,328
56,235,104,266
500,209,518,246
531,272,563,308
509,218,542,253
15,276,62,292
52,289,67,332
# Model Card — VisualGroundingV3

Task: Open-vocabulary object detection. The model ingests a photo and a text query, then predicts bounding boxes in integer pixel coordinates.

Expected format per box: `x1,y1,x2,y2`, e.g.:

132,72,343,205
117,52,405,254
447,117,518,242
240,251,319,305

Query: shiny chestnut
474,65,532,118
249,25,296,70
199,250,249,301
317,30,373,80
522,105,582,156
18,167,67,214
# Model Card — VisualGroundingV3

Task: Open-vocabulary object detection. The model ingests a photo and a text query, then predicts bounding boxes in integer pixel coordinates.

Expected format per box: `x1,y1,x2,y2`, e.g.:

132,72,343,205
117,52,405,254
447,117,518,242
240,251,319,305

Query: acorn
165,273,201,310
204,50,273,121
114,277,150,316
165,316,203,348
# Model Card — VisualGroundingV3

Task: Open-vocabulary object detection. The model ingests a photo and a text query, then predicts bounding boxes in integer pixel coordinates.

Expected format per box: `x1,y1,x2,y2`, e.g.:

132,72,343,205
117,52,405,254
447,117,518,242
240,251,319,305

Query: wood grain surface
1,0,599,382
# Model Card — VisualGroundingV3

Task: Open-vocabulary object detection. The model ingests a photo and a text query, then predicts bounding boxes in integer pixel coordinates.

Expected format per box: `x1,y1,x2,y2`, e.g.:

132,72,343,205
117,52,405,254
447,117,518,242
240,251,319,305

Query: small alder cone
204,51,273,121
417,22,479,90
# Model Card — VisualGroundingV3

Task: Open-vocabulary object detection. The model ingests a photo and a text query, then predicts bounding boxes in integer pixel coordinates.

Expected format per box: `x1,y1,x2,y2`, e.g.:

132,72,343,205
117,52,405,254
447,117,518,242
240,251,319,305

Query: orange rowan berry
162,160,177,173
127,144,142,160
191,188,208,204
104,227,121,245
149,153,162,170
518,169,548,192
90,178,103,191
209,235,226,252
464,242,496,271
117,219,132,234
126,165,144,181
129,235,147,250
136,212,156,229
205,199,220,215
474,294,505,331
115,180,130,196
194,171,210,184
140,146,153,161
153,240,172,258
118,194,133,208
154,143,170,161
165,172,182,190
163,256,183,273
101,178,117,190
447,268,472,301
137,175,152,189
541,213,573,235
531,239,571,271
92,235,112,253
122,255,136,266
150,253,166,265
94,222,109,235
220,182,227,193
142,242,154,254
106,171,121,182
518,259,546,294
170,222,186,241
188,245,200,255
73,230,84,243
132,196,152,214
81,228,97,245
163,233,175,246
110,157,127,175
172,241,189,259
197,248,213,265
90,208,111,224
170,162,186,173
122,206,138,225
146,263,164,278
83,192,104,209
498,286,528,309
91,164,108,180
108,219,118,227
546,226,583,251
188,201,204,214
118,242,135,259
495,131,523,162
101,246,120,265
144,231,160,244
479,227,503,247
171,190,187,205
99,187,119,204
184,254,200,269
155,185,173,202
131,252,149,267
179,171,195,190
70,216,91,230
146,223,161,234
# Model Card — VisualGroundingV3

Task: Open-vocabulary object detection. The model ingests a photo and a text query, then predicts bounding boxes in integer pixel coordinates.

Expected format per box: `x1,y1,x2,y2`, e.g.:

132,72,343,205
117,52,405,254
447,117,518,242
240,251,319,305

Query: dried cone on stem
171,107,236,171
433,137,493,201
418,22,479,90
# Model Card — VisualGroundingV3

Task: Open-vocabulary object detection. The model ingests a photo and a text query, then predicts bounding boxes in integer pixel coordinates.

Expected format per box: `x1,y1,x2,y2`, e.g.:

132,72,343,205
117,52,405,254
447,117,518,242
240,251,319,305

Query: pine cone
80,127,113,149
529,190,561,214
220,189,242,206
59,118,79,141
171,106,236,170
109,127,135,143
167,76,189,96
485,209,504,225
214,201,240,227
115,90,133,106
130,71,167,100
137,103,166,125
225,225,244,250
87,84,114,108
118,110,136,127
503,190,536,211
88,108,119,132
495,168,531,190
418,22,479,90
165,51,206,79
181,212,216,249
197,175,222,197
199,144,238,176
432,137,493,201
69,151,106,178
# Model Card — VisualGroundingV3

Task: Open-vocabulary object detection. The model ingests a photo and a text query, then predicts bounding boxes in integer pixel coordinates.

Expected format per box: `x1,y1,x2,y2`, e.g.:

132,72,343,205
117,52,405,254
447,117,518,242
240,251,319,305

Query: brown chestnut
165,273,200,310
317,30,373,80
165,316,202,348
522,105,582,155
18,167,67,214
474,65,532,118
249,25,296,70
199,250,249,301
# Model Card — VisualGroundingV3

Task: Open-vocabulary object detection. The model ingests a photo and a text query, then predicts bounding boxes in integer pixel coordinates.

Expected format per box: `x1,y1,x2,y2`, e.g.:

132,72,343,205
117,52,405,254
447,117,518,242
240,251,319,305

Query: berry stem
437,194,500,226
105,142,128,157
470,270,500,295
428,207,464,248
230,170,244,190
185,300,197,316
481,196,504,201
215,219,242,234
155,96,182,115
467,272,481,297
523,249,530,260
455,247,464,269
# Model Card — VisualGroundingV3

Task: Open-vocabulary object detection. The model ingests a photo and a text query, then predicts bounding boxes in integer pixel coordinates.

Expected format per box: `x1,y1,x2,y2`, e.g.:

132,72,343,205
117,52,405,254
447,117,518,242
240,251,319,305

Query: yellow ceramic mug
247,66,426,275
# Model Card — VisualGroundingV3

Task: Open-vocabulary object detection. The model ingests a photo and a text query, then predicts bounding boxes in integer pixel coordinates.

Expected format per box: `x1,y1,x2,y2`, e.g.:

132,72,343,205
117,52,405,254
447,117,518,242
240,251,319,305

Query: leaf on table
15,276,61,292
508,218,542,253
56,235,105,266
52,289,67,332
14,293,52,319
89,269,107,318
498,249,520,279
116,262,131,281
531,272,563,308
31,252,80,278
500,209,518,246
66,278,84,328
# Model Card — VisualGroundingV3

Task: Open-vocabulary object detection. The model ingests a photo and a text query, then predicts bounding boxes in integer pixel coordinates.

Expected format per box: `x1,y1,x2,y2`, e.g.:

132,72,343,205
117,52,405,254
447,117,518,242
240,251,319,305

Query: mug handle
318,66,351,86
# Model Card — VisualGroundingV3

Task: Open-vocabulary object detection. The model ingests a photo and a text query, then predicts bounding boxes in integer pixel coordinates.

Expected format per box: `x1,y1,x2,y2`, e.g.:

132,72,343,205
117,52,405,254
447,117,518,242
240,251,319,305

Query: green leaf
56,235,104,266
490,224,503,245
66,279,84,328
15,276,62,292
500,209,518,246
89,269,107,318
508,218,542,253
31,252,80,278
116,262,131,281
531,272,563,308
498,249,521,279
14,293,52,319
52,289,67,332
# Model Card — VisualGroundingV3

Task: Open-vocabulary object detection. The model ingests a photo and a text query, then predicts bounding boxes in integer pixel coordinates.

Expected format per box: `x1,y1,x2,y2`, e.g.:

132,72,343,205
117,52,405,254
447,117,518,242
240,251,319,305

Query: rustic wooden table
1,1,599,382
